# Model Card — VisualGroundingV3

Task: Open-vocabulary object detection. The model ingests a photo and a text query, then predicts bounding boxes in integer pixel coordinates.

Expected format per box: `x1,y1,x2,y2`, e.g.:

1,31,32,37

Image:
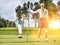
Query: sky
0,0,59,21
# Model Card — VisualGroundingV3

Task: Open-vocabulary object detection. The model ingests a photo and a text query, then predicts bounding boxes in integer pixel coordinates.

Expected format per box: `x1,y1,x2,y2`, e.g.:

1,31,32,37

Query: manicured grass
0,28,60,45
0,27,60,35
0,35,60,45
0,27,38,35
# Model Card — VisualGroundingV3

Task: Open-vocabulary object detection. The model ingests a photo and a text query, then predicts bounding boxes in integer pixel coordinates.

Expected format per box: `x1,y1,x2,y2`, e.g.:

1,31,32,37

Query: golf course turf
0,28,60,45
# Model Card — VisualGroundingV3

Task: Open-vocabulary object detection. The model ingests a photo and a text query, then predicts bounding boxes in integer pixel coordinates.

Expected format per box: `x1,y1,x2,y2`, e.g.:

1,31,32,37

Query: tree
22,3,28,16
34,2,40,10
31,3,33,10
57,1,60,7
39,0,57,19
27,1,30,9
57,1,60,16
33,2,40,27
57,1,60,10
0,17,9,28
27,1,31,27
15,5,22,18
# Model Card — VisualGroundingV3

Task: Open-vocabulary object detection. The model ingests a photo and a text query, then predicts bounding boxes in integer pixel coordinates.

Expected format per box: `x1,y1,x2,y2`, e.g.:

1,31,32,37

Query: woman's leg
44,28,48,41
37,28,41,41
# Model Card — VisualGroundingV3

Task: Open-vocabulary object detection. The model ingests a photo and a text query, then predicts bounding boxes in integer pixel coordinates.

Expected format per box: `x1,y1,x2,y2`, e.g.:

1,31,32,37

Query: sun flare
49,20,60,29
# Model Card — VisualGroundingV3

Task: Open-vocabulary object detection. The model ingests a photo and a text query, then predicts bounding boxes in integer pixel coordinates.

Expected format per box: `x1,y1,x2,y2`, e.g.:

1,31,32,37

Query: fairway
0,28,60,45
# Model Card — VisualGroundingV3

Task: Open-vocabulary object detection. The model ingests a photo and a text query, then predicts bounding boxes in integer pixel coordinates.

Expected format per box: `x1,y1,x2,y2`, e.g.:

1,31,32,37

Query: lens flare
49,20,60,29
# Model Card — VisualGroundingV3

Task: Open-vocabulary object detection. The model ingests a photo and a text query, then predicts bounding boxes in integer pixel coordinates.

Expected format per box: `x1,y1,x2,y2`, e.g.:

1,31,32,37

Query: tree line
0,17,16,28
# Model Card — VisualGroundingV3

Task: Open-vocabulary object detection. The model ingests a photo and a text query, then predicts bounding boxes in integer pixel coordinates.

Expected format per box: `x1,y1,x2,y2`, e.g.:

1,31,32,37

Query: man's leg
44,28,48,41
18,24,23,38
15,21,23,38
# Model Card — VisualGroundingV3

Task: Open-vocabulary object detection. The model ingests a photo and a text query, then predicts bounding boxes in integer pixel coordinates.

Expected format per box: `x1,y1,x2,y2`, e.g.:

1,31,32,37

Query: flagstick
26,3,30,42
27,13,29,42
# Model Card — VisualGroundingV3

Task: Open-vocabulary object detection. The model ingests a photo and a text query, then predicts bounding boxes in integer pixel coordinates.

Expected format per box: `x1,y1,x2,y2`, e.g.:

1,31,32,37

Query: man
15,15,23,38
28,3,48,41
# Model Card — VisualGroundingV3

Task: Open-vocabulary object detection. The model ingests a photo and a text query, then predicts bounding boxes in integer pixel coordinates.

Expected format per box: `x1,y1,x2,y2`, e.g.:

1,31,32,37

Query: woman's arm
28,9,39,13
